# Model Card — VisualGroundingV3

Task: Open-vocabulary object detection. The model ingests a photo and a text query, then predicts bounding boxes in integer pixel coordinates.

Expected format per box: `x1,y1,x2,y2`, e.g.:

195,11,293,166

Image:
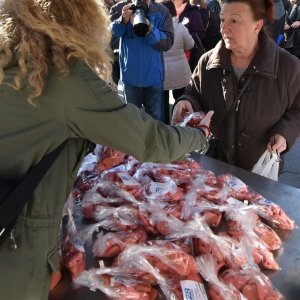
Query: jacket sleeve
111,16,130,37
174,54,208,112
182,24,195,51
109,2,123,22
110,1,130,37
187,9,206,41
268,58,300,151
65,61,209,163
288,3,300,22
146,5,174,51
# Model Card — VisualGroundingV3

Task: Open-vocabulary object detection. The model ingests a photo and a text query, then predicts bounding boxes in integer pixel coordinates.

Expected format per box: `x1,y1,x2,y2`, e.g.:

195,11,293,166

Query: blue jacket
111,0,174,87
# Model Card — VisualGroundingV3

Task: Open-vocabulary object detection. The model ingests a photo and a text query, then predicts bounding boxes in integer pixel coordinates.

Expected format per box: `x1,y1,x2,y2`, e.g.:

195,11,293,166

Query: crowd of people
110,0,300,171
283,0,300,57
109,0,223,122
0,0,300,299
110,0,300,123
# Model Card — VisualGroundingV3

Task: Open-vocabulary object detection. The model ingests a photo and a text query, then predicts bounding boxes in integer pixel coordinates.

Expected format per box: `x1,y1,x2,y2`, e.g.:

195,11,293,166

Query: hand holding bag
251,150,280,181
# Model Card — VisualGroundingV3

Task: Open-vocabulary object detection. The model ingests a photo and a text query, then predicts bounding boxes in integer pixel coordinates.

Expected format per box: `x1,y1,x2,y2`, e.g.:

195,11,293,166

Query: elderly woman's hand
171,100,194,125
267,134,287,154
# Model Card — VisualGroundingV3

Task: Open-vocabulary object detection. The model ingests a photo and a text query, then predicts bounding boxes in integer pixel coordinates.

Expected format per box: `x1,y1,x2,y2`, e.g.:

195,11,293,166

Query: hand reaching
171,100,194,125
199,111,214,138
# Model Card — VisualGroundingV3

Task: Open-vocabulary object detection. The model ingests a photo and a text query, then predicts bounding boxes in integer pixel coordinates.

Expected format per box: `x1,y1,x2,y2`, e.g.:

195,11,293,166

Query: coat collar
206,31,279,79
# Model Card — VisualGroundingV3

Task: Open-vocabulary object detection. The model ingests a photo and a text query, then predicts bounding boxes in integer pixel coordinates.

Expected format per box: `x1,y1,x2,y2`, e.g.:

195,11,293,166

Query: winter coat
178,3,205,41
0,60,208,300
163,17,194,91
109,0,132,52
111,0,174,87
178,3,206,71
200,7,222,51
176,31,300,171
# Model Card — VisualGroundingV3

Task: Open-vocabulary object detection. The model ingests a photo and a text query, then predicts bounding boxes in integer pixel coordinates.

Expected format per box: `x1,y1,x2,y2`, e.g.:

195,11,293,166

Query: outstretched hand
171,100,194,125
199,111,214,138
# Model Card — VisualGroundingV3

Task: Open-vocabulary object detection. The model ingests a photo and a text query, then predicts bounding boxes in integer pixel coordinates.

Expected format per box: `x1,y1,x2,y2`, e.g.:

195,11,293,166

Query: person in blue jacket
111,0,174,122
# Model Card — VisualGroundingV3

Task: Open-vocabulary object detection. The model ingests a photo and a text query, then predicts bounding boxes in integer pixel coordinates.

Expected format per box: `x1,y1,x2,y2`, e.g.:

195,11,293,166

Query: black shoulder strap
0,141,67,228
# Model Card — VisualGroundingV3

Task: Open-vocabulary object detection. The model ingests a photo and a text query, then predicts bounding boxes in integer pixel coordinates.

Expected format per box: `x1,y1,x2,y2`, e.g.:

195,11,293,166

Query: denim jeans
124,85,164,122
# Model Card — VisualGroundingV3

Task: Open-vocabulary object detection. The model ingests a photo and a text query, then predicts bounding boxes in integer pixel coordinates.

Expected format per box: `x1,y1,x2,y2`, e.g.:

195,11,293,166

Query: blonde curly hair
0,0,113,104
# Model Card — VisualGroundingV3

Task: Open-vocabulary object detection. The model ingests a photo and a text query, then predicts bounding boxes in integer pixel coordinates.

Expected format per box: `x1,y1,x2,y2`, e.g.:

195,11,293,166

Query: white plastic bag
251,150,280,181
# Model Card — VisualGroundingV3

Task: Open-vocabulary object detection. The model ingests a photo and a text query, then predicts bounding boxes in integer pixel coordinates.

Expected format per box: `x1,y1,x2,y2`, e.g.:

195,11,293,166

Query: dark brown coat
177,32,300,171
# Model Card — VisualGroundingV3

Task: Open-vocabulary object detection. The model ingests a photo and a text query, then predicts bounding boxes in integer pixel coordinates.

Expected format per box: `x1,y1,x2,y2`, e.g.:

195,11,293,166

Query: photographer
109,0,132,84
111,0,174,122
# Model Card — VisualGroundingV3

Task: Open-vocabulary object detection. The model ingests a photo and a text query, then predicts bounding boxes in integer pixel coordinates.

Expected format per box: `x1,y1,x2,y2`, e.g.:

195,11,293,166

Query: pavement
279,138,300,189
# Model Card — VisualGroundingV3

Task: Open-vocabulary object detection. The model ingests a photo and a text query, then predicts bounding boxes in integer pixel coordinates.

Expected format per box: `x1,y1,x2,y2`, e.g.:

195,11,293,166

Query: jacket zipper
236,99,241,111
10,230,18,250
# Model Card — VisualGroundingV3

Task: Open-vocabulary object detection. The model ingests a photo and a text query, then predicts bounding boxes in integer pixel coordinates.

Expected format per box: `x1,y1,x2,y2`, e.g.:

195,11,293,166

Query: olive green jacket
0,60,208,299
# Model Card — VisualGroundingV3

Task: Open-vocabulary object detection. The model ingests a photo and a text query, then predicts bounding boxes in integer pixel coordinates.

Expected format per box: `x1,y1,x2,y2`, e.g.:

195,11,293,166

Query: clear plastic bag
251,150,280,181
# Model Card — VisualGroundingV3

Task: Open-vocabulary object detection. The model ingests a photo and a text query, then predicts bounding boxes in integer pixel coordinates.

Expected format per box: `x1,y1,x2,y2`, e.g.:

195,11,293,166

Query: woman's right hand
171,100,194,125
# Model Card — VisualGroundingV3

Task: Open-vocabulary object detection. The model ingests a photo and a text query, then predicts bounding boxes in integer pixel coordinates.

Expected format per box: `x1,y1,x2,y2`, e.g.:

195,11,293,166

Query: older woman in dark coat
172,0,300,173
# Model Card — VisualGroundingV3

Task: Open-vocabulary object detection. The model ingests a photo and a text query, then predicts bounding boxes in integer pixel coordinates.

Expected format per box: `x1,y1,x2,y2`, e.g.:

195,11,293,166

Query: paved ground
279,138,300,189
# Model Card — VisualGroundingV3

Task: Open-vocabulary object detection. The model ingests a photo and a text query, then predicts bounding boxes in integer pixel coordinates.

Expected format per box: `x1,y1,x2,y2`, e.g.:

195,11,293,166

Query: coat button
223,79,226,82
231,145,235,149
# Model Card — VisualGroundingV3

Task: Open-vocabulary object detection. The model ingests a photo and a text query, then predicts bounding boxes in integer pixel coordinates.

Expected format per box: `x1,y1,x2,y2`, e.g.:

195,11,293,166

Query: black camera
130,0,149,37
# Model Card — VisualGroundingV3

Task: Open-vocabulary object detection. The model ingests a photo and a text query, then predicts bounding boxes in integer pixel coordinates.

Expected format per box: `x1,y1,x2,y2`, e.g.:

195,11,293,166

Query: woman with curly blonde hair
0,0,113,103
0,1,213,299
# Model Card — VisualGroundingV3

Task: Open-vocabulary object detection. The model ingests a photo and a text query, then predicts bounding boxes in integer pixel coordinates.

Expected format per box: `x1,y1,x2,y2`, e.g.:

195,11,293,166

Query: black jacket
200,7,221,51
207,0,221,15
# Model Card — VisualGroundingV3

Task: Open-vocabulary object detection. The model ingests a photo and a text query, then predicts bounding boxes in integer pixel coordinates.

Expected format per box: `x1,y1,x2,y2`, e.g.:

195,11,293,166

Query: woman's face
220,2,263,53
